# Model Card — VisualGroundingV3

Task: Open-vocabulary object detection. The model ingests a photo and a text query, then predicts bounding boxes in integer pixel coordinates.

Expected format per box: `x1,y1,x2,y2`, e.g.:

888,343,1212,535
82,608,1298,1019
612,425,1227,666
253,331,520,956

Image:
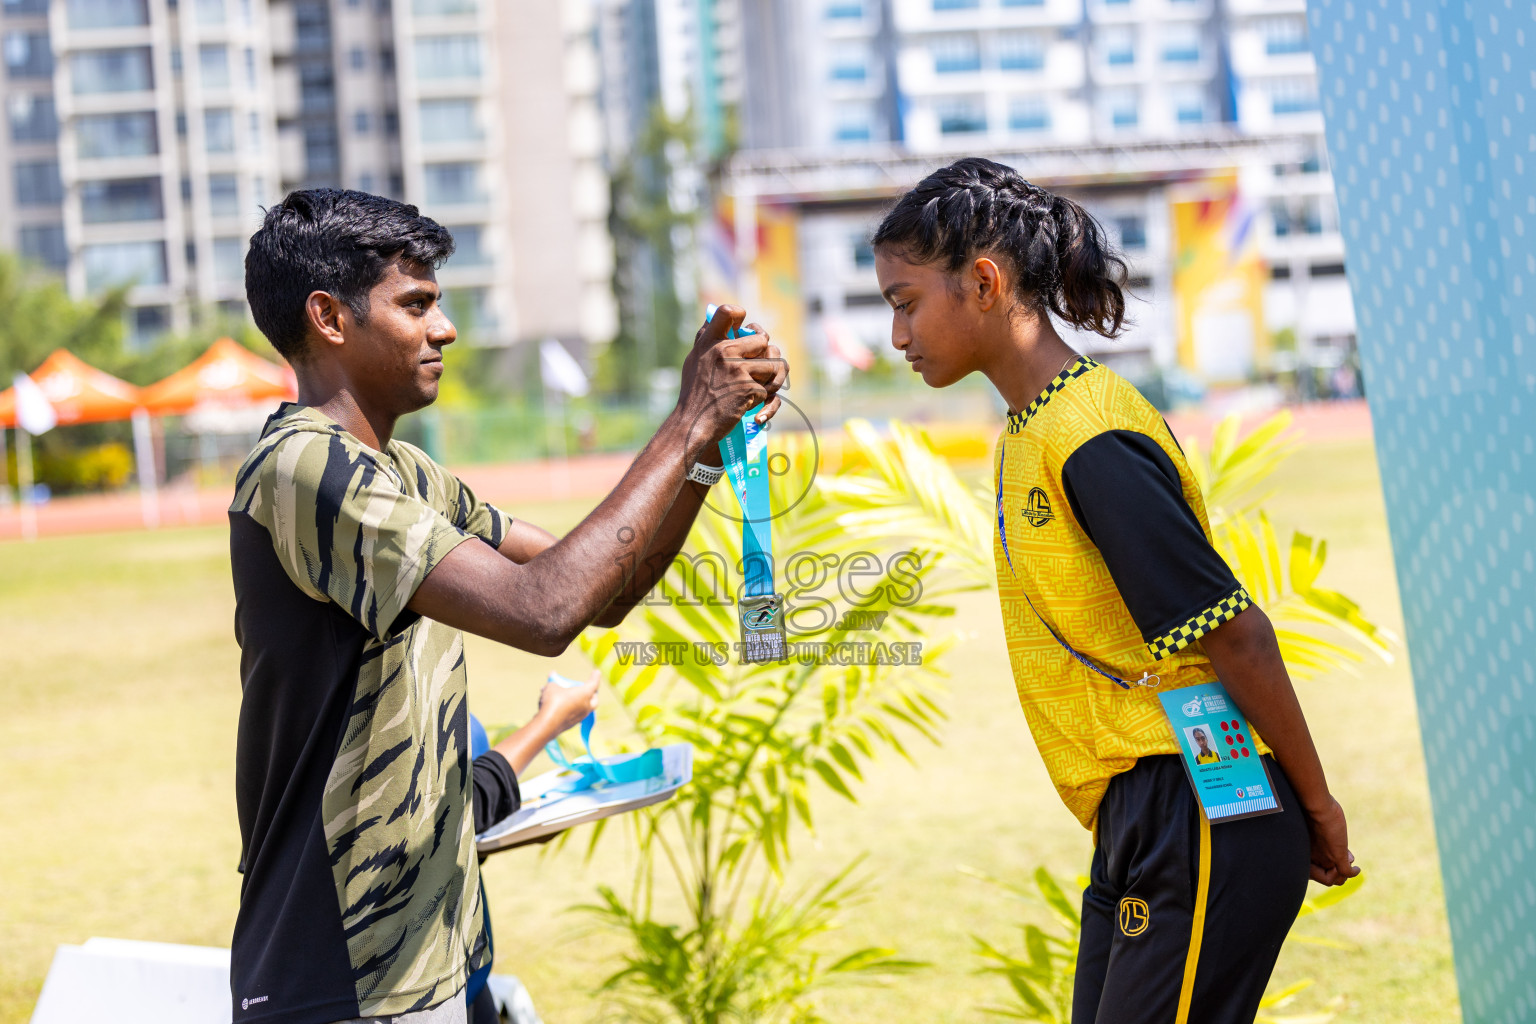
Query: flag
539,339,589,397
13,372,57,435
823,318,874,371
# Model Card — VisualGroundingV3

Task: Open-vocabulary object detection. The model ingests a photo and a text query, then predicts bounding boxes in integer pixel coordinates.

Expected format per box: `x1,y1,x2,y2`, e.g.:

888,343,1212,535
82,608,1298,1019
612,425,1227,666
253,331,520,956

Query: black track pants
1073,755,1311,1024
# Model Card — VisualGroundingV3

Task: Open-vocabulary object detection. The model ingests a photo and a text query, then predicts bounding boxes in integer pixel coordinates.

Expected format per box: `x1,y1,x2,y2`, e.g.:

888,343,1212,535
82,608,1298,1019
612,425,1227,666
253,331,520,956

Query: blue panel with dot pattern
1309,2,1536,1021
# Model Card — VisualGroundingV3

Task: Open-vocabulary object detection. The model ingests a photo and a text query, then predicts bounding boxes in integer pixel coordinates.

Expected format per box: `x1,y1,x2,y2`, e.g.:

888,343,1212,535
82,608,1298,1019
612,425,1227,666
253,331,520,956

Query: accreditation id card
1158,681,1282,824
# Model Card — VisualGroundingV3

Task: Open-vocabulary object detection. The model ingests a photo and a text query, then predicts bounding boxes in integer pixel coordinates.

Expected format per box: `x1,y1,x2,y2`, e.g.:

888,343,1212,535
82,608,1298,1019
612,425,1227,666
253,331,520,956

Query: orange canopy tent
0,349,141,427
137,337,296,416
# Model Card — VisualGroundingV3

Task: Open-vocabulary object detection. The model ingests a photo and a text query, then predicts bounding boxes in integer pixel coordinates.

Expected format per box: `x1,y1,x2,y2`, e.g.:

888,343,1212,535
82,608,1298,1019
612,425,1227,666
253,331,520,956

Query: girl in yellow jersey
871,158,1359,1024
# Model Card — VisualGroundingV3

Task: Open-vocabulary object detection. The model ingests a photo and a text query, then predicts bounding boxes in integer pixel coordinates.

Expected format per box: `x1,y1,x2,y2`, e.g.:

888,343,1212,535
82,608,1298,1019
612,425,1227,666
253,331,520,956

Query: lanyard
542,673,664,791
996,440,1159,691
719,408,774,598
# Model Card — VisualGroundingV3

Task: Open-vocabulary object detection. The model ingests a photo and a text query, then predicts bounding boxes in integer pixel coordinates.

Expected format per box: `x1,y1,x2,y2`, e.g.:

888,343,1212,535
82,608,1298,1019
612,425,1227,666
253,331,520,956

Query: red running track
0,401,1373,542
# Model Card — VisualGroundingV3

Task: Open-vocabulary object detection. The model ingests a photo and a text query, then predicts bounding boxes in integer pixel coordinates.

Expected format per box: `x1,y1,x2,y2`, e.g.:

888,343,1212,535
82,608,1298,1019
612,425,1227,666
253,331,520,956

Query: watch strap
686,461,725,486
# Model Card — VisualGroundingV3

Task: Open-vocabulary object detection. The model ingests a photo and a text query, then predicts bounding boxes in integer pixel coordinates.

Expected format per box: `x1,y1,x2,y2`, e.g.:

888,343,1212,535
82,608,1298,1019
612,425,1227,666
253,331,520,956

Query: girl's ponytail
872,157,1129,339
1048,193,1127,338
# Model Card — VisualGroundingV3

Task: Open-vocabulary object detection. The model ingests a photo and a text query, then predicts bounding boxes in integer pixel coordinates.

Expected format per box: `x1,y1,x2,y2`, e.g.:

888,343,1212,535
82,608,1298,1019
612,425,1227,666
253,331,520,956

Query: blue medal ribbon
541,673,663,792
706,305,776,601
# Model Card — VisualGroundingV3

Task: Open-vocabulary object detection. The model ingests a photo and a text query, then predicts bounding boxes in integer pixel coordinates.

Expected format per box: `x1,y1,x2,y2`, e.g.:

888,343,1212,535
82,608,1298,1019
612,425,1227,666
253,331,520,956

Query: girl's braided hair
872,157,1129,338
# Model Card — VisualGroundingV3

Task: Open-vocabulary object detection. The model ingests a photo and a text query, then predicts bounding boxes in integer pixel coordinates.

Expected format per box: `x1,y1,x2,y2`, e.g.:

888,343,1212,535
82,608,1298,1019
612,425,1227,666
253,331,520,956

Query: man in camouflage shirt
231,190,785,1024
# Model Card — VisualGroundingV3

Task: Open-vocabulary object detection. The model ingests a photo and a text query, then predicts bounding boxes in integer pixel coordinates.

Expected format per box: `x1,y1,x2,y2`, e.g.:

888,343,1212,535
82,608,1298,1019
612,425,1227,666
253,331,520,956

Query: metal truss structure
725,132,1316,204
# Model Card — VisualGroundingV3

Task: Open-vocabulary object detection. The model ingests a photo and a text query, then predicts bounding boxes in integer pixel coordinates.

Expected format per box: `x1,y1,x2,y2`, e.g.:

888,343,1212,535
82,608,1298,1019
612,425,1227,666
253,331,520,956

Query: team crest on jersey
1022,487,1055,527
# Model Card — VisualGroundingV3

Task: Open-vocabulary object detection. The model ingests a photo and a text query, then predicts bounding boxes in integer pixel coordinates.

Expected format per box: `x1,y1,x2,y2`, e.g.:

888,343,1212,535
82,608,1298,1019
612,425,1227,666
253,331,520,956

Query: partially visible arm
470,675,600,833
411,309,785,656
591,445,721,628
492,456,722,630
1202,606,1359,887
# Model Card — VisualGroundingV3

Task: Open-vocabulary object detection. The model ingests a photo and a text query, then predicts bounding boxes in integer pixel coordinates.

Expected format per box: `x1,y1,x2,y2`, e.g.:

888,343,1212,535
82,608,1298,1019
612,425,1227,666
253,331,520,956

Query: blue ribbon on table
541,673,663,792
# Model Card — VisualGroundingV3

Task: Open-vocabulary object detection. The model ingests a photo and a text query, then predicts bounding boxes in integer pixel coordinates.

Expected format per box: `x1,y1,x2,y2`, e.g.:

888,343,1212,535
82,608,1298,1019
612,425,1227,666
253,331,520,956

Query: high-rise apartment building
266,0,616,352
2,0,615,355
733,0,1352,385
1,0,280,342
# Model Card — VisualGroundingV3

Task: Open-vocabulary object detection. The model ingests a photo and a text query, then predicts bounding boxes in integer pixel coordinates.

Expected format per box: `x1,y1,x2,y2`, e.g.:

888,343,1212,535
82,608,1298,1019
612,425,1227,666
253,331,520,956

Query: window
300,64,334,113
170,46,182,75
415,35,480,80
204,108,234,152
14,159,61,205
66,0,148,28
833,103,873,143
1173,91,1206,124
3,0,50,13
998,33,1046,72
1262,16,1308,56
442,287,495,331
303,122,338,174
77,113,158,158
349,46,366,71
196,0,224,24
418,98,479,142
423,161,481,204
209,173,239,216
1008,96,1049,132
1000,0,1044,6
446,224,488,265
383,109,398,134
248,110,260,149
932,0,977,9
353,109,370,133
1103,28,1135,67
295,3,329,52
357,172,374,193
1114,215,1146,250
199,45,230,89
935,96,986,135
413,0,476,11
830,43,868,82
825,0,863,18
212,237,243,282
1161,24,1200,64
1271,197,1325,236
81,176,163,222
83,240,166,290
72,47,154,93
9,94,57,142
244,47,257,86
4,32,53,78
851,235,875,269
1271,77,1319,115
128,305,169,346
931,35,980,74
1105,88,1138,128
19,224,67,270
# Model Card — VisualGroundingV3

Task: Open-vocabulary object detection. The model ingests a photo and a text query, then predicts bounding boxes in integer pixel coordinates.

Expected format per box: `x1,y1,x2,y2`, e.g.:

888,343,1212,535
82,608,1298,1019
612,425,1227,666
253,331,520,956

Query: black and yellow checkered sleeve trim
1146,587,1253,660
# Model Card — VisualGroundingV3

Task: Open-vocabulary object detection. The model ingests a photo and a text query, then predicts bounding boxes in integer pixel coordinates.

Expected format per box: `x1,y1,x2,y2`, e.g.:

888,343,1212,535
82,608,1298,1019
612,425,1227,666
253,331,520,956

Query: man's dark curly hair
245,189,455,362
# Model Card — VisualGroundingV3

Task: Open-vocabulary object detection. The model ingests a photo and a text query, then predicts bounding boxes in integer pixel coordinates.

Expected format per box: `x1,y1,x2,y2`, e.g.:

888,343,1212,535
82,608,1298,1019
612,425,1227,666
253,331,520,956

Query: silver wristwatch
686,461,725,486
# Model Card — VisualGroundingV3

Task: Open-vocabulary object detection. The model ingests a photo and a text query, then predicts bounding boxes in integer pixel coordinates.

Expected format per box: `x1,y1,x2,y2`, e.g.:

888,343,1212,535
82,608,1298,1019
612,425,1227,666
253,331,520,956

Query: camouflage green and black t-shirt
228,403,512,1024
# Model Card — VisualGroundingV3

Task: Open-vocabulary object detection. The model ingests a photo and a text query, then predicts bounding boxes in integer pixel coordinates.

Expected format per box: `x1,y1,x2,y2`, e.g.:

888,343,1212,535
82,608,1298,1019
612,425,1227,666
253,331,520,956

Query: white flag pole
16,423,36,541
0,425,10,506
131,408,159,529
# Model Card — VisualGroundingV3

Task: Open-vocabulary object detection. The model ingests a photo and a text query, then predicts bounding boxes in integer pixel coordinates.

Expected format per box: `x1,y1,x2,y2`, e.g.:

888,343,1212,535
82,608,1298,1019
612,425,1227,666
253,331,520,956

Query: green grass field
0,438,1458,1023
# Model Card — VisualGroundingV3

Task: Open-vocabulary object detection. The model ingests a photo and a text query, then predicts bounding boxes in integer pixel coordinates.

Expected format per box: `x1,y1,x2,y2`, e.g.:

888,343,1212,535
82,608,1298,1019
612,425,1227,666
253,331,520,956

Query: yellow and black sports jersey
994,356,1263,830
